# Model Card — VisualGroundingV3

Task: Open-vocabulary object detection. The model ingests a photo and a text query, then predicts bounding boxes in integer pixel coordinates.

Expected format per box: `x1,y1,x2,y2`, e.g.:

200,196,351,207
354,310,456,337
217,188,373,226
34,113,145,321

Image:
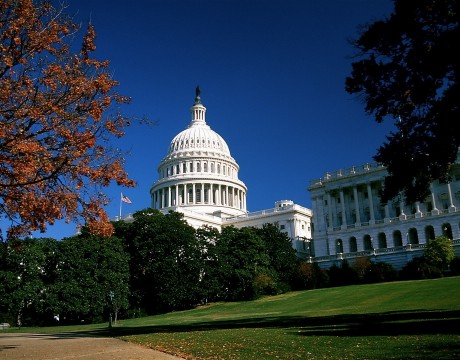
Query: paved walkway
0,332,183,359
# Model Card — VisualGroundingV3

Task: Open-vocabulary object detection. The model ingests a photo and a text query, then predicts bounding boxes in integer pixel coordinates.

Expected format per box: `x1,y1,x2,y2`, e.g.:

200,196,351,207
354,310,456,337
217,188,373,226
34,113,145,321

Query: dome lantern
190,85,206,126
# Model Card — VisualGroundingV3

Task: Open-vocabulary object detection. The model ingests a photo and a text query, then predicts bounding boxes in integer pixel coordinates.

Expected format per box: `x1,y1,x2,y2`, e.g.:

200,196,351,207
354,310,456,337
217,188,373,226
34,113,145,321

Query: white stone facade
150,90,248,219
149,89,312,252
308,154,460,269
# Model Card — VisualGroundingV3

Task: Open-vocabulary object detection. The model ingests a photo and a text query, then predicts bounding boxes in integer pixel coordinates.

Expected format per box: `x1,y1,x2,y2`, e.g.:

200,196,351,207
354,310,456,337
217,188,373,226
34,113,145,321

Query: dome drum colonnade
150,88,247,217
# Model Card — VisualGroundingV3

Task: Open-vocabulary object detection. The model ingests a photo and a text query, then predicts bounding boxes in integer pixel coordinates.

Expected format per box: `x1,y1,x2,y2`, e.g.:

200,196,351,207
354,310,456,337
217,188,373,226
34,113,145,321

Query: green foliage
346,0,460,203
254,223,299,290
50,234,130,324
216,226,270,301
424,236,455,269
295,262,328,290
400,256,443,280
121,209,204,314
328,260,359,287
0,238,57,326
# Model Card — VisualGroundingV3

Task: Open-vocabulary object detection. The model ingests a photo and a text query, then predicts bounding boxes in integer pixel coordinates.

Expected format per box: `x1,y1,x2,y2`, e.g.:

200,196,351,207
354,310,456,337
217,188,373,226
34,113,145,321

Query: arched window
176,164,180,174
363,235,373,250
408,228,419,244
197,162,201,172
204,163,208,172
190,162,194,172
425,225,435,242
336,239,343,254
378,232,387,249
393,230,403,247
183,163,186,173
442,223,453,239
217,164,221,174
211,163,215,173
349,237,357,252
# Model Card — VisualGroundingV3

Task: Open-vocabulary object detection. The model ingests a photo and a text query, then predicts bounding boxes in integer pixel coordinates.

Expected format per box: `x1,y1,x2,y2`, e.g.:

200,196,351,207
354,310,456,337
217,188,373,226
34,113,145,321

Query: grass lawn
9,277,460,359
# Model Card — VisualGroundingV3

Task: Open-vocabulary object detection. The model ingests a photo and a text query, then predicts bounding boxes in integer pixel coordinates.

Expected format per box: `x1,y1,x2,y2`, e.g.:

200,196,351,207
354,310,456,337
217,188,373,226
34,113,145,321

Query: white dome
168,117,230,156
151,88,247,222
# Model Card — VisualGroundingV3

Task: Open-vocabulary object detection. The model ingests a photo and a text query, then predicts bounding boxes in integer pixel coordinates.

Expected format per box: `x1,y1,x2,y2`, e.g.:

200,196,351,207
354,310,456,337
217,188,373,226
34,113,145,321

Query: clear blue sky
36,0,396,239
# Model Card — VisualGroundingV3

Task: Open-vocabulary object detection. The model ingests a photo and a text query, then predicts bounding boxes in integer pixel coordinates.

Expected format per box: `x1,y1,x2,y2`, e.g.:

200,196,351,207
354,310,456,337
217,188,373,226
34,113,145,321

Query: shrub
400,257,443,280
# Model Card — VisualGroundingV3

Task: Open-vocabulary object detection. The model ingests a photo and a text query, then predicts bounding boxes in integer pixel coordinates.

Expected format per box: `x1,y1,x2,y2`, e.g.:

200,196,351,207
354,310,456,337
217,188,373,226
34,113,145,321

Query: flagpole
119,193,123,220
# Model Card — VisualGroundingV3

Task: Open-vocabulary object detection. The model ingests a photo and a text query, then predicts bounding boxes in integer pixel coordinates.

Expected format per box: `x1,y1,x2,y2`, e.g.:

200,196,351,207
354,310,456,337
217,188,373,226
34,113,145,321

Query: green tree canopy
50,234,130,324
424,235,455,269
346,0,459,204
117,209,205,314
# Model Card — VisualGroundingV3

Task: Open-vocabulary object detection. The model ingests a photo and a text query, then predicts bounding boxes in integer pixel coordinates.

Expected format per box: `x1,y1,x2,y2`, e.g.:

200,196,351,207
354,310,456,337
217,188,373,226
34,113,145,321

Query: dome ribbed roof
166,88,231,156
168,123,230,155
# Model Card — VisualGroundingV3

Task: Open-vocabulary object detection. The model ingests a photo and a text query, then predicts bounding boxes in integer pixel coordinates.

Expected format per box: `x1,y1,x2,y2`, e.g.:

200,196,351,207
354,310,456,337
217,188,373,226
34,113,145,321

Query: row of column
152,183,246,210
324,181,458,229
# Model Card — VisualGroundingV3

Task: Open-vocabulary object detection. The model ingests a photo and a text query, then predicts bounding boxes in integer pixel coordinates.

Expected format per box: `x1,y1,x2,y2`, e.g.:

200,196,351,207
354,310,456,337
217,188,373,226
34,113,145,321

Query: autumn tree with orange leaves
0,0,135,238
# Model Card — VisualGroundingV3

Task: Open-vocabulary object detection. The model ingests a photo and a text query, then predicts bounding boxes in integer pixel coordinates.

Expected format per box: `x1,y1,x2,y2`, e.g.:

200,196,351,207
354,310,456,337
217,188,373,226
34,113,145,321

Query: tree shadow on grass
90,309,460,338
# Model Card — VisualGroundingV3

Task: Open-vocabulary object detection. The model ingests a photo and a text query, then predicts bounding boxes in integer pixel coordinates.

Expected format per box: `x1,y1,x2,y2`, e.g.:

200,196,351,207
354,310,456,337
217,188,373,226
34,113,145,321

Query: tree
346,0,459,204
50,233,130,324
424,235,455,270
120,209,204,314
254,223,299,291
0,237,57,326
216,226,270,301
0,0,135,238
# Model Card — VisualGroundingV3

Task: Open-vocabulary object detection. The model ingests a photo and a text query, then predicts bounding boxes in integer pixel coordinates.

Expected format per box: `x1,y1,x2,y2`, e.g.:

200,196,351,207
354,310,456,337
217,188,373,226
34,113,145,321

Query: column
168,186,172,207
353,186,361,224
161,188,165,208
192,183,196,204
226,186,229,206
210,184,214,204
339,189,346,228
184,184,188,205
447,183,456,212
327,192,333,229
175,185,179,206
399,196,406,219
367,183,375,223
200,183,204,203
218,184,222,205
431,185,439,214
415,201,422,217
152,191,157,209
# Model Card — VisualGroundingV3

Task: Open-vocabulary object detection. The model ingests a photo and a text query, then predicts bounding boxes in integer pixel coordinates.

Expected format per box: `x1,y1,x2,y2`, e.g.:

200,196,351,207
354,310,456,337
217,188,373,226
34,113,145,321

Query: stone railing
309,162,386,188
308,240,460,264
223,204,311,222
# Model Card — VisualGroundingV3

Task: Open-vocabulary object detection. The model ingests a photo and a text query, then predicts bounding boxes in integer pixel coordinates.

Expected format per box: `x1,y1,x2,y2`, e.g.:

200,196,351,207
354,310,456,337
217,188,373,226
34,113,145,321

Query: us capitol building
150,88,313,257
149,88,460,269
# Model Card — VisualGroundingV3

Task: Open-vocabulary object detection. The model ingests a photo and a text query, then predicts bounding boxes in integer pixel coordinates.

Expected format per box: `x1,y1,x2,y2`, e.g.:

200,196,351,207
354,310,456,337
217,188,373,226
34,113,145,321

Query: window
280,225,285,230
204,163,208,172
217,164,221,173
211,163,215,173
190,162,194,172
183,163,186,173
176,164,180,174
197,162,201,172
